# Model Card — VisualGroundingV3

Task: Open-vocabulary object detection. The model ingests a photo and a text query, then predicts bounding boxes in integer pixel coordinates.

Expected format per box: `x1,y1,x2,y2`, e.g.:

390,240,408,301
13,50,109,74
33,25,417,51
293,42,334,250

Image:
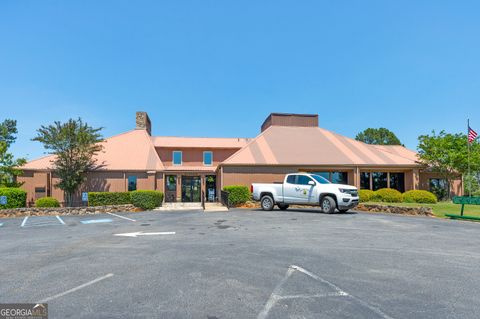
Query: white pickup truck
251,173,359,213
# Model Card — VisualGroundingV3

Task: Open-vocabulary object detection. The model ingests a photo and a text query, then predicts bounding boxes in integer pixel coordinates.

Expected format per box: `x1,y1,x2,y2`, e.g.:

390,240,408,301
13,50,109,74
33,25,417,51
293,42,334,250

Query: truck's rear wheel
320,196,336,214
261,195,274,211
278,204,289,210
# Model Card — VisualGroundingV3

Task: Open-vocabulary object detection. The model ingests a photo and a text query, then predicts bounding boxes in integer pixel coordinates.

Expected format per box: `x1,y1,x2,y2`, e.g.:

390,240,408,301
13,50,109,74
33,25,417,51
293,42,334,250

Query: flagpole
468,119,471,197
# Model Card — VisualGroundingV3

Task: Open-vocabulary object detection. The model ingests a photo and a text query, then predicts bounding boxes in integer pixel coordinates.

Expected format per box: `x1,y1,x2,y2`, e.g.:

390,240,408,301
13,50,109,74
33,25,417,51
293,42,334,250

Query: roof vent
261,113,319,132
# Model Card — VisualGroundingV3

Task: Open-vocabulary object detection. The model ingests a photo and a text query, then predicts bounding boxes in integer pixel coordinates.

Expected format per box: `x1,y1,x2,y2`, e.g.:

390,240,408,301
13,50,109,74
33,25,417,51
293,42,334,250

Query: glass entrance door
165,175,177,202
181,176,201,202
205,175,216,202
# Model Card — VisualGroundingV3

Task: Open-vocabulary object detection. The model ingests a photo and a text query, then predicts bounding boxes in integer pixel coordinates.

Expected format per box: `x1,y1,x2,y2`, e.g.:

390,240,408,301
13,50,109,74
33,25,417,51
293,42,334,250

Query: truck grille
347,190,358,197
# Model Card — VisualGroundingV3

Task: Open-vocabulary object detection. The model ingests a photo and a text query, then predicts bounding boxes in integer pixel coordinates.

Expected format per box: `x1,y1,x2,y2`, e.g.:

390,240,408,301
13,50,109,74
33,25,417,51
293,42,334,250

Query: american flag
469,125,478,143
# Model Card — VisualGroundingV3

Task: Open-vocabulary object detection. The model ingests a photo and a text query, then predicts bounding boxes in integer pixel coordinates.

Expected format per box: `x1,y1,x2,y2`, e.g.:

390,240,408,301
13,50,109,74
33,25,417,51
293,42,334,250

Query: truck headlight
339,188,348,193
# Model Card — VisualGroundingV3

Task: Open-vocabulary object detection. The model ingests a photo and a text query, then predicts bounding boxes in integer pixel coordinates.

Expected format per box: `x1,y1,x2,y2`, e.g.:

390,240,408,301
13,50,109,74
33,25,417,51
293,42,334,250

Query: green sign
453,196,480,205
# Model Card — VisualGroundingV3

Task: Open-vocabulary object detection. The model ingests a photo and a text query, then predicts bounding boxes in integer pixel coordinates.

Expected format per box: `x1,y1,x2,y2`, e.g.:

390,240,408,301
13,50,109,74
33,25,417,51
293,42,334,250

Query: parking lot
1,208,479,319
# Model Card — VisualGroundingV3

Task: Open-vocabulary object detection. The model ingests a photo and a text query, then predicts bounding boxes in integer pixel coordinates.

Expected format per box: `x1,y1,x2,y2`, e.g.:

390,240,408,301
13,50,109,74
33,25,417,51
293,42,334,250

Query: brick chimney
261,113,319,132
136,111,152,135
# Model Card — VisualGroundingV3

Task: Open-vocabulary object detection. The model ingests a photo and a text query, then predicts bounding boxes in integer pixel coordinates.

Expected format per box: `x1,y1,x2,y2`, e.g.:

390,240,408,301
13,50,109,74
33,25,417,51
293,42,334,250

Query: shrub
35,197,60,207
402,190,437,204
373,188,402,203
223,185,251,206
0,187,27,209
88,192,131,206
359,189,375,202
130,190,164,210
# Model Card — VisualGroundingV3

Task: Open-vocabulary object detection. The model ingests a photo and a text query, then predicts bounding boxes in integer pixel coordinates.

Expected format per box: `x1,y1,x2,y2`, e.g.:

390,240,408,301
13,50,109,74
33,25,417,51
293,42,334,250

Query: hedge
359,189,375,202
35,197,60,207
0,188,27,209
402,190,437,204
130,190,164,210
373,188,403,203
223,185,251,206
88,192,131,206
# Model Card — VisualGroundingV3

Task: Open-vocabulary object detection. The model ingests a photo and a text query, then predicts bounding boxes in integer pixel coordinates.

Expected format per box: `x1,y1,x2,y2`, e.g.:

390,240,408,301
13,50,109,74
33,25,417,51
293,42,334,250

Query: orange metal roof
22,130,164,171
222,126,420,167
151,136,250,149
23,125,420,171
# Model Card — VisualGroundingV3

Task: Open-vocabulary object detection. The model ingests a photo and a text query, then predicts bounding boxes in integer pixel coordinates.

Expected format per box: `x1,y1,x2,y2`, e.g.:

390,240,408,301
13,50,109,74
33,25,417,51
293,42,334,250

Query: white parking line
258,265,394,319
56,215,66,225
21,216,29,227
106,212,136,222
37,273,114,303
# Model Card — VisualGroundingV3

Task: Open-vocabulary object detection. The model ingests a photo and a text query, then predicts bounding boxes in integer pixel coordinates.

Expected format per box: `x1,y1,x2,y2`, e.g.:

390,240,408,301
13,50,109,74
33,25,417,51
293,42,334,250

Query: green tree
463,173,480,196
0,119,26,187
417,130,480,198
32,118,104,206
355,128,402,145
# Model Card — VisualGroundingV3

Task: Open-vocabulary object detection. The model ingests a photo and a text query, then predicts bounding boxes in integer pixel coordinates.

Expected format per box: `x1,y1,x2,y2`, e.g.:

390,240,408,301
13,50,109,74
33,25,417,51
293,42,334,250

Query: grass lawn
364,201,480,219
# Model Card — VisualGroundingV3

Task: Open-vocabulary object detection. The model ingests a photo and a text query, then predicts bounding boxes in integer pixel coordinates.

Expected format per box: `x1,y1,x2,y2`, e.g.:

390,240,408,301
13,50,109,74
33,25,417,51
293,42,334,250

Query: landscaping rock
356,203,434,217
0,204,138,218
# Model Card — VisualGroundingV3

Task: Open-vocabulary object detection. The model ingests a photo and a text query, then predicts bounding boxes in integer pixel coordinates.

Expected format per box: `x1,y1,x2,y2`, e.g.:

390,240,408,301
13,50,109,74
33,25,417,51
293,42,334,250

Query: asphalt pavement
0,208,479,319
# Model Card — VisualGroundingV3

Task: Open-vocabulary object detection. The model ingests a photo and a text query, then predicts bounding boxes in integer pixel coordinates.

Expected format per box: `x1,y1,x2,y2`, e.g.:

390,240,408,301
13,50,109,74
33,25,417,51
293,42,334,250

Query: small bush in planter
402,190,437,204
373,188,402,203
0,187,27,209
130,190,164,210
35,196,60,207
223,185,251,206
359,189,375,202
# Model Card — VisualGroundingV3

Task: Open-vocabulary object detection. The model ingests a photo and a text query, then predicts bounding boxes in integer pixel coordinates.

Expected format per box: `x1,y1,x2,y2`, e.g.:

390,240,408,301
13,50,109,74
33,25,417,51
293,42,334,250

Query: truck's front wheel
320,196,336,214
261,195,274,211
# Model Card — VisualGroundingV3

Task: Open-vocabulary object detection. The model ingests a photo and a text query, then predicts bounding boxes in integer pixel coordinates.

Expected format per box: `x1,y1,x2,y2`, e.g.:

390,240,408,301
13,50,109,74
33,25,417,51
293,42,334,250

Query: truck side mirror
308,180,315,186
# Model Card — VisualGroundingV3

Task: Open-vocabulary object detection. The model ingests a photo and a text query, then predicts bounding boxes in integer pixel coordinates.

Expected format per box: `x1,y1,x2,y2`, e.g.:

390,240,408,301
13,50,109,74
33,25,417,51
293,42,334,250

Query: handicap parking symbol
0,196,7,205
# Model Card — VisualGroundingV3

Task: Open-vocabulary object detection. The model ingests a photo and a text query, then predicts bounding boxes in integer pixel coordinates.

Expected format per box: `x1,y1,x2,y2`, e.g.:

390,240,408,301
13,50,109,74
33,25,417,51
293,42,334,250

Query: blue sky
1,0,479,160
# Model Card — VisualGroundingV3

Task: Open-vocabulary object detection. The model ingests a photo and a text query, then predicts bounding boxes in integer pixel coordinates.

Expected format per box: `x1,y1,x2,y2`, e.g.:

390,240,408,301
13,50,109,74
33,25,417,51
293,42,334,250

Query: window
172,151,182,165
331,172,348,184
430,178,448,200
313,172,330,181
311,175,331,184
35,187,46,200
128,176,137,191
166,175,177,191
372,172,388,190
389,173,405,192
286,175,296,184
310,171,347,184
203,151,213,166
360,172,370,189
296,175,314,185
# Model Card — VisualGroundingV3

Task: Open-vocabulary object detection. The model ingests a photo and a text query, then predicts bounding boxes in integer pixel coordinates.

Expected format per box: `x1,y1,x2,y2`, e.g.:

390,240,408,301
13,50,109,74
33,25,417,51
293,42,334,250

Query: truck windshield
311,174,331,184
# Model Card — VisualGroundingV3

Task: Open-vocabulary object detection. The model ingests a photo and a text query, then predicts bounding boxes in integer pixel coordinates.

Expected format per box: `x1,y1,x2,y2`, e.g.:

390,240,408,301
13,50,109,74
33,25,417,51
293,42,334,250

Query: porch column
176,174,182,202
412,169,420,190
